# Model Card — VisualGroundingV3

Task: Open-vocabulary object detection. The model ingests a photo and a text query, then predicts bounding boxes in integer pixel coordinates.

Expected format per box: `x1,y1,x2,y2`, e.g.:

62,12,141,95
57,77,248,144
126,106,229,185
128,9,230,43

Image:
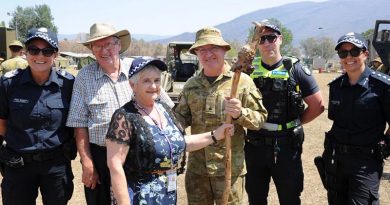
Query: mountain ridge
155,0,390,45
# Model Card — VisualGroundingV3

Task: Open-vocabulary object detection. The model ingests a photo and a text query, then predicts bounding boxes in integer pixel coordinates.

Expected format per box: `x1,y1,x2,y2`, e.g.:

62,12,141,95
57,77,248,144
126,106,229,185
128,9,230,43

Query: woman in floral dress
106,58,233,205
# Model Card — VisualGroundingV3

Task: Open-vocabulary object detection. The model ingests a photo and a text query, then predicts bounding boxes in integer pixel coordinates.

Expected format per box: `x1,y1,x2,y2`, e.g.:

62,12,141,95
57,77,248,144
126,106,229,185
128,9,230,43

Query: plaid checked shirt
66,60,174,146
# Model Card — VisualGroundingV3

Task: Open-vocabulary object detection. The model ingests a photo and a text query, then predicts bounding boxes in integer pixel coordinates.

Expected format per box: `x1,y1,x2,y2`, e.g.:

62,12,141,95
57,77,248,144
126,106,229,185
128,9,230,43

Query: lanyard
134,101,175,167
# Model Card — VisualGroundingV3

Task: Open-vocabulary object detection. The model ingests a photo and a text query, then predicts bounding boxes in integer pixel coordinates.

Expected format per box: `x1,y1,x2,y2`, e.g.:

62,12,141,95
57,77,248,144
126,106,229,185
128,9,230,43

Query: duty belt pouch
63,137,77,160
0,145,24,168
292,125,304,149
375,134,390,161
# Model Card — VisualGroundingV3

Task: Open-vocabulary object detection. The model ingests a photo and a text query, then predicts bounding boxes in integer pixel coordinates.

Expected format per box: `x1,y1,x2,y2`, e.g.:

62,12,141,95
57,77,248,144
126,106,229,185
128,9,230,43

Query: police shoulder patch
301,65,311,75
370,71,390,85
56,69,75,80
3,68,22,78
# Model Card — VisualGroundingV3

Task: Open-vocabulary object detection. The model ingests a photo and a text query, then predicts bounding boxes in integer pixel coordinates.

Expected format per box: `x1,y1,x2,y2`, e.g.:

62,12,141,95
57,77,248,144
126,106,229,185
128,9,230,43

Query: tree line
5,4,374,63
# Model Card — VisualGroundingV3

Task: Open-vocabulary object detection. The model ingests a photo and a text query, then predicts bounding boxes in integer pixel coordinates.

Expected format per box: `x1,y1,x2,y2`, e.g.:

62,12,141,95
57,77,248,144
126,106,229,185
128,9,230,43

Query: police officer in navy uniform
245,20,325,205
322,32,390,205
0,27,75,205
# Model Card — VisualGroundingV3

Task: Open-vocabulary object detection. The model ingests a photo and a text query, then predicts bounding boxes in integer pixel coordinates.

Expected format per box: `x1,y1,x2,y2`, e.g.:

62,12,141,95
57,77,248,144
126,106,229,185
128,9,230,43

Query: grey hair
129,65,162,84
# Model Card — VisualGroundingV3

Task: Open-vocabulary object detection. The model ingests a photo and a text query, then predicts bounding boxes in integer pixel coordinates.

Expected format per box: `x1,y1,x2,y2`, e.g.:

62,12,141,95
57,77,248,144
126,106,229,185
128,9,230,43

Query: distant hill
58,33,172,42
155,0,390,45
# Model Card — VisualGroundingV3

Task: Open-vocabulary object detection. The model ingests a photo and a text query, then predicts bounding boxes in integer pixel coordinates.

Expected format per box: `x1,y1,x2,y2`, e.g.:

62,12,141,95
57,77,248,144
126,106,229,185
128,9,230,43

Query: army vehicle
161,41,199,103
371,20,390,70
0,27,17,60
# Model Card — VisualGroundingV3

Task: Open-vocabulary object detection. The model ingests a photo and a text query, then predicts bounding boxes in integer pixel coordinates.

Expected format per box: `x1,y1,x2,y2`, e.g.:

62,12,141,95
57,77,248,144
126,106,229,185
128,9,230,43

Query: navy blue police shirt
0,67,74,153
328,67,390,146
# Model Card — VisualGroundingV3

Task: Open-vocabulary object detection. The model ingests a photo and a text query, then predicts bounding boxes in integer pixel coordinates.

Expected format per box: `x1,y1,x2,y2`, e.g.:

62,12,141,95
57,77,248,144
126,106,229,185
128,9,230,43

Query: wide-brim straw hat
189,27,231,54
82,23,131,54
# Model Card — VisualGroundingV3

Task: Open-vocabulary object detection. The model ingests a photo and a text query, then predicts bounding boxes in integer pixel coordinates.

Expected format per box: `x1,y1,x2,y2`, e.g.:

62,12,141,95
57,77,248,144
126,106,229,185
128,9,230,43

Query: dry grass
1,72,390,205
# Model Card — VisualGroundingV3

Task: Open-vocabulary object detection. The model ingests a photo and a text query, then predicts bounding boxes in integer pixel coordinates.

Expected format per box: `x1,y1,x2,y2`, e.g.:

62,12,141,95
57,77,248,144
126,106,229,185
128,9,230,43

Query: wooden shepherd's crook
221,45,256,204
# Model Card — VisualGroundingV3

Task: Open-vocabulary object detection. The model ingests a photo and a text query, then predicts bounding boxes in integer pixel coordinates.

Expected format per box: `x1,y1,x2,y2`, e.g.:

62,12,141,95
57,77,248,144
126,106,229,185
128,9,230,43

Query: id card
166,170,177,192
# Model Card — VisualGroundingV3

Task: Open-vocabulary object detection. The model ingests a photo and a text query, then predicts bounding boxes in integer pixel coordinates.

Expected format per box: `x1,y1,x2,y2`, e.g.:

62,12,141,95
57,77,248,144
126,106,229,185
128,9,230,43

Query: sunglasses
337,48,362,59
27,46,56,57
259,34,279,44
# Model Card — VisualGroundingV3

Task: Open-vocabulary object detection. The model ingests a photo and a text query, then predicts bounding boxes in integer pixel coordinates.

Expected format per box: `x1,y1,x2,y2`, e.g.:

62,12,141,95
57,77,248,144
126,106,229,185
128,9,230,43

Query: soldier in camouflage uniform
174,27,268,205
0,40,28,76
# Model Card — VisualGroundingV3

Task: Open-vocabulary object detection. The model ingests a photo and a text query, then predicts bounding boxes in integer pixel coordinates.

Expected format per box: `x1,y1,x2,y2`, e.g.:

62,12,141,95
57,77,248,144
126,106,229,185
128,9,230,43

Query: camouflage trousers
185,171,245,205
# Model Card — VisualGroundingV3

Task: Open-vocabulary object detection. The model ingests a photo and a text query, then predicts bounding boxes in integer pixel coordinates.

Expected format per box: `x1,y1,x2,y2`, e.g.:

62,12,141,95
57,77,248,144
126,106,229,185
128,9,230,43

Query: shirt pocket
88,96,109,124
9,102,35,127
47,99,70,130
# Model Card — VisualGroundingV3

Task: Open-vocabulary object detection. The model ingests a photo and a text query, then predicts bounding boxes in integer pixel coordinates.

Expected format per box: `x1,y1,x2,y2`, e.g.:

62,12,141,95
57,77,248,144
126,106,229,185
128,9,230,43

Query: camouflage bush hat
128,58,167,79
25,27,59,50
335,32,367,51
189,27,231,54
9,40,24,48
82,23,131,54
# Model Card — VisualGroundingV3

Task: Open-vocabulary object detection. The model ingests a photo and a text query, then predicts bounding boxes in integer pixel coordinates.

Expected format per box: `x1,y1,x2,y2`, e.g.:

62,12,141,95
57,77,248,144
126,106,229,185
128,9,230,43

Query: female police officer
0,27,75,205
323,32,390,204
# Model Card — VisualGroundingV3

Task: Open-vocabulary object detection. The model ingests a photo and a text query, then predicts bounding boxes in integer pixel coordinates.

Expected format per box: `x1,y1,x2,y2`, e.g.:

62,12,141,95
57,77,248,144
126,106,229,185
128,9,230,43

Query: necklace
134,101,163,130
134,100,175,168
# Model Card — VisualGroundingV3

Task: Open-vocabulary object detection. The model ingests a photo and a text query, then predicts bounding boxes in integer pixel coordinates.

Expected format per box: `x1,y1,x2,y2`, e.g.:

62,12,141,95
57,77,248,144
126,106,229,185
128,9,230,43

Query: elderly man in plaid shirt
66,23,173,205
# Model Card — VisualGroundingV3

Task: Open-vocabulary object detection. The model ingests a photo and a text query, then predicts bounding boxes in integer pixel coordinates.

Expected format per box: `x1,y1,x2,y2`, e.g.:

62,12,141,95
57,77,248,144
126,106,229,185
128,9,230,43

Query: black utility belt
0,146,65,168
325,142,375,155
20,147,65,163
246,136,294,147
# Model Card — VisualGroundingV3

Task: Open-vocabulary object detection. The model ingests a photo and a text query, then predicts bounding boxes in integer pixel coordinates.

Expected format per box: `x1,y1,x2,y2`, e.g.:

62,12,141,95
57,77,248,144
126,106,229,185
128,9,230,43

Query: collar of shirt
93,60,130,81
340,66,370,88
261,59,283,70
198,63,233,87
19,67,61,87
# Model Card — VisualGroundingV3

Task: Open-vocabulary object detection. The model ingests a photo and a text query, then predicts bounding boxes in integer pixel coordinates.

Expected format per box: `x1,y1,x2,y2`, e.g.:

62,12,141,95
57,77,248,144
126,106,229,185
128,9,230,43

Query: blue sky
2,0,327,35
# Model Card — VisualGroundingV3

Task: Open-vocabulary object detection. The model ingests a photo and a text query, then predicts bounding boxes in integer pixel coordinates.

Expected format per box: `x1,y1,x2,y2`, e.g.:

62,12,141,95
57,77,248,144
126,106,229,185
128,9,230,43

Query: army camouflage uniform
0,56,28,76
175,63,267,205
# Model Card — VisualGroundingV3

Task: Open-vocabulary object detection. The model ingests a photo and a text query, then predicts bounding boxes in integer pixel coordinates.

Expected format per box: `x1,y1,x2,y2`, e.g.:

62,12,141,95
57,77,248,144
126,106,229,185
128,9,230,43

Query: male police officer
175,27,267,205
0,40,28,76
245,20,324,205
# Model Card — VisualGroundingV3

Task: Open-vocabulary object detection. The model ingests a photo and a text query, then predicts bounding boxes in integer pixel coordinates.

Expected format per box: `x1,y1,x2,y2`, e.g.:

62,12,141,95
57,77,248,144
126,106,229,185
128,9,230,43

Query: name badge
166,170,177,192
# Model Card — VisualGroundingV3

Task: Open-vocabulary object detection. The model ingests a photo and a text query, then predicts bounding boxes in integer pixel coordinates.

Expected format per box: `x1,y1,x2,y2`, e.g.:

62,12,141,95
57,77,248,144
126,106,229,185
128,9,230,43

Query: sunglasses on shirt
337,47,362,59
27,46,56,57
259,34,279,44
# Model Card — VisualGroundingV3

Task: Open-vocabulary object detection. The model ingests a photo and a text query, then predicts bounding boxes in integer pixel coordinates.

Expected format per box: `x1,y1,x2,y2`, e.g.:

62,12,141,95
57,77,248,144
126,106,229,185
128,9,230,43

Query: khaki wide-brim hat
372,56,382,64
82,23,131,54
189,27,231,54
9,40,24,48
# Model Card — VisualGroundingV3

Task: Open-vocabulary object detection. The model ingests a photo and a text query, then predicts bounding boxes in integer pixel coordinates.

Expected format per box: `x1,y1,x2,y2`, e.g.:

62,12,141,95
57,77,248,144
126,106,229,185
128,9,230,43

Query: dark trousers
84,143,111,205
323,149,383,205
1,159,73,205
245,140,303,205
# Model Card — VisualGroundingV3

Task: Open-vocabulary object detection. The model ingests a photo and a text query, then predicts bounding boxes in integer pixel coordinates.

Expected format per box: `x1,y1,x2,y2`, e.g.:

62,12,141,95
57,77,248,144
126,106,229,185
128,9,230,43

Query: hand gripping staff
221,45,256,204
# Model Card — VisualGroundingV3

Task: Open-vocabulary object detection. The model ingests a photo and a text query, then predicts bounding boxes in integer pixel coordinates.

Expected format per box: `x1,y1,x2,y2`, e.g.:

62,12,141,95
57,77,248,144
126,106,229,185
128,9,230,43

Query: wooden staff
222,45,255,204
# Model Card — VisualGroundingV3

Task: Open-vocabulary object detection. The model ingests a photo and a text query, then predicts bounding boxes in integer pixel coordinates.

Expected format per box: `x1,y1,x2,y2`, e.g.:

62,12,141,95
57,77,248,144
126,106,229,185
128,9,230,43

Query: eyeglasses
337,48,362,59
91,41,119,52
196,46,221,55
27,46,56,57
259,34,279,44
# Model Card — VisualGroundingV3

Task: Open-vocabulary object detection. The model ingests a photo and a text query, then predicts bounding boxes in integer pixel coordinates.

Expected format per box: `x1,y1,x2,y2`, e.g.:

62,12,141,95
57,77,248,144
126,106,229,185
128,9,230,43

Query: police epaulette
370,71,390,85
56,69,75,80
3,68,22,78
328,74,344,85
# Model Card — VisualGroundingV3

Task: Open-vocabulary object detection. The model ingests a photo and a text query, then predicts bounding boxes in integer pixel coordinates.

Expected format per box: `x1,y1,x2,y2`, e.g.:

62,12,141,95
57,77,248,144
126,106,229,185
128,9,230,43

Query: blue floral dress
107,101,186,205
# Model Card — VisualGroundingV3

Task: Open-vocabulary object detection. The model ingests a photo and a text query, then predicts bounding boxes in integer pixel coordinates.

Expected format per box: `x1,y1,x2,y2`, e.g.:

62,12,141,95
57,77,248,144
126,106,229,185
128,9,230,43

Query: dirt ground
1,72,390,205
